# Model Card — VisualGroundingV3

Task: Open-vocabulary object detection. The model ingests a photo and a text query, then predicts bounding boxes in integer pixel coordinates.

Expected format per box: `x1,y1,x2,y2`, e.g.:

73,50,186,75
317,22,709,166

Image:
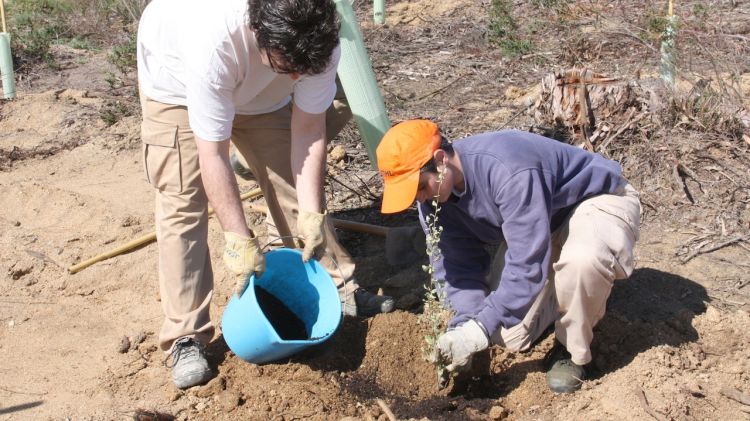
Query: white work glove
433,319,489,373
223,231,266,297
297,209,326,262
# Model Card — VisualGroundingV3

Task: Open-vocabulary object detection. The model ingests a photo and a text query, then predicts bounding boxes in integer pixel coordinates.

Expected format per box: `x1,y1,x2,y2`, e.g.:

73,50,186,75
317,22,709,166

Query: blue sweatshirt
417,130,625,335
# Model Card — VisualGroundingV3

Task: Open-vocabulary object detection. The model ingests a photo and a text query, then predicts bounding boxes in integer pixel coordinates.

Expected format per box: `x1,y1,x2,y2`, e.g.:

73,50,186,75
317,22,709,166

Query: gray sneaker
168,337,214,389
342,288,395,318
230,152,255,181
545,343,585,393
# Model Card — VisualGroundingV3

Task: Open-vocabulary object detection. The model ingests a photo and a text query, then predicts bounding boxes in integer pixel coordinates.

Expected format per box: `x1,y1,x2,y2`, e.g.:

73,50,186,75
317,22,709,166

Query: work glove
297,209,326,262
223,231,265,297
433,319,489,373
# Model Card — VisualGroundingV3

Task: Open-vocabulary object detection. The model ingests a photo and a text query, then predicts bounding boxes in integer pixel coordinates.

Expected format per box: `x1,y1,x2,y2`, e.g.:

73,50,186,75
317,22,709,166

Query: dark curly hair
248,0,340,75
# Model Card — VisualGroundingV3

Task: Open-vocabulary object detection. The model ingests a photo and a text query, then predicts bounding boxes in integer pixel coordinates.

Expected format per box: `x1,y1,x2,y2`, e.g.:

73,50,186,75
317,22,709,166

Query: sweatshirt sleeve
475,168,553,334
418,203,492,329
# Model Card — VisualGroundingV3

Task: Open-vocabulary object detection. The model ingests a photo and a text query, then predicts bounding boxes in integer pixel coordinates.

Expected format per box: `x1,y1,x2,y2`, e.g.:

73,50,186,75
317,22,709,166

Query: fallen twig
416,74,468,100
720,386,750,406
681,234,750,263
0,386,47,396
599,111,645,152
326,174,379,202
634,387,667,421
376,398,397,421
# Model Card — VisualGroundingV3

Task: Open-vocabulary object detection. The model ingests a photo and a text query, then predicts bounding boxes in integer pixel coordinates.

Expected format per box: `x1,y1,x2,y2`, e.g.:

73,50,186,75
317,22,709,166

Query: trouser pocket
584,187,641,278
142,119,181,192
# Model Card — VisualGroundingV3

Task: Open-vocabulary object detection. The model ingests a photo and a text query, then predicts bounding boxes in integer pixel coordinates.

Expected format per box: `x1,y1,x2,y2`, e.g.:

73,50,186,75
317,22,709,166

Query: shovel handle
330,219,389,237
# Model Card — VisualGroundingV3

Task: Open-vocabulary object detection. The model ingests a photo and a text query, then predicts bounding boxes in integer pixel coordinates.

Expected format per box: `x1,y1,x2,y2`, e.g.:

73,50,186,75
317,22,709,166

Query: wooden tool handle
331,218,389,237
68,188,263,274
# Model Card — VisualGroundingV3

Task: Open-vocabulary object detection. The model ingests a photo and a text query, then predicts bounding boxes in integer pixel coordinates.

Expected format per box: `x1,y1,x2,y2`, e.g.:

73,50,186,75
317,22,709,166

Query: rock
167,388,183,402
217,390,240,412
137,343,158,355
9,260,34,280
117,336,131,353
703,305,722,324
489,405,508,419
120,215,140,227
194,376,225,398
329,145,347,163
131,331,148,349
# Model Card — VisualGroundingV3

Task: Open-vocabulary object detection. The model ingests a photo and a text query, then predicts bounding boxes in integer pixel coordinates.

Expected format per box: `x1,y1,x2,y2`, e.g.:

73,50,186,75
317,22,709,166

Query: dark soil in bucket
254,286,308,340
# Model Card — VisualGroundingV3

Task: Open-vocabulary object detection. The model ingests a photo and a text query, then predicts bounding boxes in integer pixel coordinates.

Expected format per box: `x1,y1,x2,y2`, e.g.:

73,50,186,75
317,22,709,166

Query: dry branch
634,387,667,421
681,234,750,263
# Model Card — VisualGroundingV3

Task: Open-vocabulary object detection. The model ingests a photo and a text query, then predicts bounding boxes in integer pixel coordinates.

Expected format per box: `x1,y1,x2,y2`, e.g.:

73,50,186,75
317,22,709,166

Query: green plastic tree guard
0,33,15,99
334,0,391,168
374,0,385,24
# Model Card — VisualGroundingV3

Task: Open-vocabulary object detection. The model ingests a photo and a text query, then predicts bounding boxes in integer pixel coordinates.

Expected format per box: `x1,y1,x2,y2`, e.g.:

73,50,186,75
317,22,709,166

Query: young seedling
417,165,453,388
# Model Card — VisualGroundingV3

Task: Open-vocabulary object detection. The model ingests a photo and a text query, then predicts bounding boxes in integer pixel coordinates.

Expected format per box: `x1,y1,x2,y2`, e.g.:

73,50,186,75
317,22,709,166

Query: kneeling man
376,120,640,393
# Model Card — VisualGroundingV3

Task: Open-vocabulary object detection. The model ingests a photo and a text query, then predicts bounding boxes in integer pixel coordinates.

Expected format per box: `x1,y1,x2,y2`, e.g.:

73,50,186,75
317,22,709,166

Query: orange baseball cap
376,120,441,213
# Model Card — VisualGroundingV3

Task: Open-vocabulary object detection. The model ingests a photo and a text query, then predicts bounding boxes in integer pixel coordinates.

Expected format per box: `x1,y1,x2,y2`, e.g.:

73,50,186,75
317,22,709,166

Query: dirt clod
489,405,508,419
117,336,131,353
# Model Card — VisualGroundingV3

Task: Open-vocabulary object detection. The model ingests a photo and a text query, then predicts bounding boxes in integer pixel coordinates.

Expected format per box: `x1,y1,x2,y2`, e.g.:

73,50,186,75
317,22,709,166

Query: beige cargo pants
487,184,641,365
141,87,357,352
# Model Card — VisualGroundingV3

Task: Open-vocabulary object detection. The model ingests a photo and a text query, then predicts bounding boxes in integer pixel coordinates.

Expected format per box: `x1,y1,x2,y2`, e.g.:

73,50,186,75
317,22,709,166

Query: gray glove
434,319,489,372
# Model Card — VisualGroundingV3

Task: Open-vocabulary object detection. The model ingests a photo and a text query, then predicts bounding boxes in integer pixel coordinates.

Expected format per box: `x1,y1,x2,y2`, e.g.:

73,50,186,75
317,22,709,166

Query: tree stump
534,68,639,150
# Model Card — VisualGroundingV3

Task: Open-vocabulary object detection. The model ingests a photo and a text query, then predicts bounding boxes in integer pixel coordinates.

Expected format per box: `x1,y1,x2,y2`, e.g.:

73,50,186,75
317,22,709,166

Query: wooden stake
0,0,7,34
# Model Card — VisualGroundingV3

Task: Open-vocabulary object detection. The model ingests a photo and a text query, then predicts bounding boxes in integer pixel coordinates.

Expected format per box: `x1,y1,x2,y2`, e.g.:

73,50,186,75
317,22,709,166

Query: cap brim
381,170,420,214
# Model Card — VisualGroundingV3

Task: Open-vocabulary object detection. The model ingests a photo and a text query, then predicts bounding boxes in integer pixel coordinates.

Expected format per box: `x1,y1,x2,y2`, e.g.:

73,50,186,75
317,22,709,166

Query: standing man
376,120,640,393
137,0,394,389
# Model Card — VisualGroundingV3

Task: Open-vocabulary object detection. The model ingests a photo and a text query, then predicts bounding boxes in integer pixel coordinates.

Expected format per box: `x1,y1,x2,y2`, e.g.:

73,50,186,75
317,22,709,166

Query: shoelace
165,339,205,368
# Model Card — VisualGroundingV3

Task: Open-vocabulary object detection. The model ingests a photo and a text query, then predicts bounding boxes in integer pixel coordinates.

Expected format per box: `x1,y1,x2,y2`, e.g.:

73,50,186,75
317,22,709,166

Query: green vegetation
7,0,71,65
419,167,452,388
108,35,137,74
5,0,143,71
642,7,671,42
488,0,532,57
100,100,133,126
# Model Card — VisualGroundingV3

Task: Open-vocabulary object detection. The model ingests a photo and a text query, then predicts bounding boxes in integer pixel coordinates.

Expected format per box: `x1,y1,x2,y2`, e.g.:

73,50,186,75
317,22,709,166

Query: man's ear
433,149,447,169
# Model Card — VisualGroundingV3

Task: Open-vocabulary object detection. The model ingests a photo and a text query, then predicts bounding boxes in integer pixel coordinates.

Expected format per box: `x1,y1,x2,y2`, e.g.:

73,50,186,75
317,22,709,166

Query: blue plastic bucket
221,248,342,364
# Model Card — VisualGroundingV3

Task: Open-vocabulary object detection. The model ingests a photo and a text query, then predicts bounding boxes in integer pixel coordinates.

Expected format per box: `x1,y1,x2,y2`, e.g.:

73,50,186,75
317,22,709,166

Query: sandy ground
2,0,750,419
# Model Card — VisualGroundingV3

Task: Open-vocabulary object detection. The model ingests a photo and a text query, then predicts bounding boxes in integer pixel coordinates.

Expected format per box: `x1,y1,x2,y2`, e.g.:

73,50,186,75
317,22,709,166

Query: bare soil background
1,0,750,420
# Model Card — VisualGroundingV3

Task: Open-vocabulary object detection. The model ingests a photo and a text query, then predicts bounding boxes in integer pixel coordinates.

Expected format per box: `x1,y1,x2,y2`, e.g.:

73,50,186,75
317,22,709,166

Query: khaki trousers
141,91,356,351
488,184,641,365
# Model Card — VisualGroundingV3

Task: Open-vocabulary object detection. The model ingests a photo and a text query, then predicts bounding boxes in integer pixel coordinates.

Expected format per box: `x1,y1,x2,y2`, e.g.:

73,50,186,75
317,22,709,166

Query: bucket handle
260,235,351,314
